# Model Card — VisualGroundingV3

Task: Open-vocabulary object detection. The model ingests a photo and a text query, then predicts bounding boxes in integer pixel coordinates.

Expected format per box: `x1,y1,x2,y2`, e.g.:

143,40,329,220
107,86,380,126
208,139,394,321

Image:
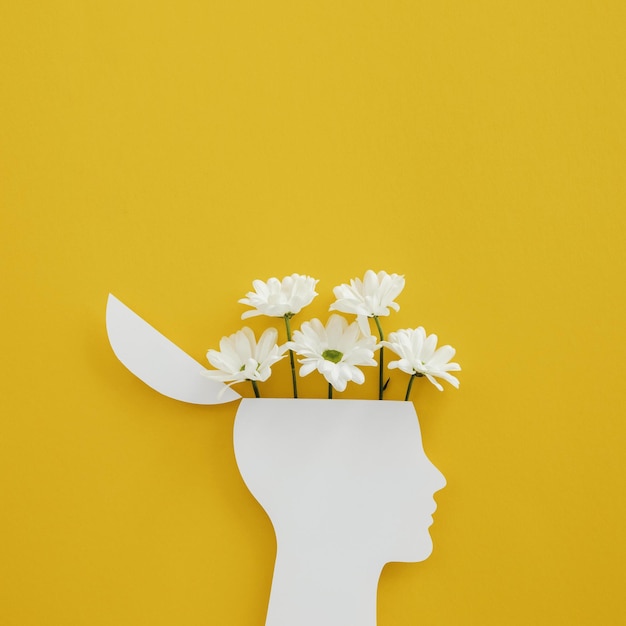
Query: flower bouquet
105,271,460,626
203,270,460,401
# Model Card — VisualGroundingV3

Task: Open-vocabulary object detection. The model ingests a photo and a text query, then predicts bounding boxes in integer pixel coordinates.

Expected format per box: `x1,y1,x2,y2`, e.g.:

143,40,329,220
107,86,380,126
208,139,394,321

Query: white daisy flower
383,327,461,392
204,327,287,396
239,274,319,319
289,315,378,393
330,270,405,399
329,270,405,319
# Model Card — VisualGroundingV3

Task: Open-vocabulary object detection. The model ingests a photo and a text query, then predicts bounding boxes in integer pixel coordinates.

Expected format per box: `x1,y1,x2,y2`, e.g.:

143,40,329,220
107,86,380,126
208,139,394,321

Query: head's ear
106,293,240,405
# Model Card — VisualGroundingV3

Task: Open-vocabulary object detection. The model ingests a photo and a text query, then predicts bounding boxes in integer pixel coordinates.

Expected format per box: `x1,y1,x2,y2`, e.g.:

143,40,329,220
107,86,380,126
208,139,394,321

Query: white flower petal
356,314,371,336
430,344,456,366
239,274,318,319
350,366,365,385
384,327,460,391
299,361,318,377
255,327,279,362
421,333,438,362
289,315,377,393
240,309,263,320
205,326,283,386
425,374,444,392
329,270,404,317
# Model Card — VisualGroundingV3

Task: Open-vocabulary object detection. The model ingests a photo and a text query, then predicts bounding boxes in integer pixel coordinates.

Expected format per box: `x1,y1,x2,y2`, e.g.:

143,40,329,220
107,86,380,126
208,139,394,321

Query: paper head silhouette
106,294,446,626
235,398,445,626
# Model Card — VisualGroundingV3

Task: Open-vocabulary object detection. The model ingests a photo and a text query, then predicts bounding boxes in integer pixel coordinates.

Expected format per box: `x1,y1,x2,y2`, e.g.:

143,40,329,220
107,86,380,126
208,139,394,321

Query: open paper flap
106,294,241,404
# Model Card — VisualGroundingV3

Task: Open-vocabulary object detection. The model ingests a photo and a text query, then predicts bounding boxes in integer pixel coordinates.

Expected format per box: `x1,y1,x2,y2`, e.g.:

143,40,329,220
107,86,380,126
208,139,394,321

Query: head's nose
428,459,447,493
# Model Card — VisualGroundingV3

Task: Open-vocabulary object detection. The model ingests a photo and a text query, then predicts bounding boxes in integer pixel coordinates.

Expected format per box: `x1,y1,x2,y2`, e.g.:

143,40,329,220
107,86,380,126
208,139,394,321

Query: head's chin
414,540,434,562
386,533,434,564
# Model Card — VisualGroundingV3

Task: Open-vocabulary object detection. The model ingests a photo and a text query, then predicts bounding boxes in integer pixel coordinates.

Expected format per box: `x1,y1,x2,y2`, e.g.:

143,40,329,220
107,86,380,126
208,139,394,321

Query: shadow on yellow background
1,1,625,624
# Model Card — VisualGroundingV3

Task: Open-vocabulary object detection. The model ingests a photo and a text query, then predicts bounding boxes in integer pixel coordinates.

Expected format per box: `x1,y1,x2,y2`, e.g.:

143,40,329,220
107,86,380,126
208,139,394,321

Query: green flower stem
404,373,423,401
373,315,385,400
404,374,415,401
251,380,260,398
328,383,333,399
284,314,298,398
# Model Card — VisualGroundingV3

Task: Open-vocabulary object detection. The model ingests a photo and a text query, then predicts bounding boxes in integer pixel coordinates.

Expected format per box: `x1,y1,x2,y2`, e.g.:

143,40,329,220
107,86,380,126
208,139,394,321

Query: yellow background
2,1,625,624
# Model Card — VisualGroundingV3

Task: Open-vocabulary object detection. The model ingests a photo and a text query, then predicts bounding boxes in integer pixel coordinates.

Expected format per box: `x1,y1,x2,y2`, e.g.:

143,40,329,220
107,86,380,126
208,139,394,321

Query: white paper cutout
106,294,240,404
234,398,445,626
106,297,446,626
